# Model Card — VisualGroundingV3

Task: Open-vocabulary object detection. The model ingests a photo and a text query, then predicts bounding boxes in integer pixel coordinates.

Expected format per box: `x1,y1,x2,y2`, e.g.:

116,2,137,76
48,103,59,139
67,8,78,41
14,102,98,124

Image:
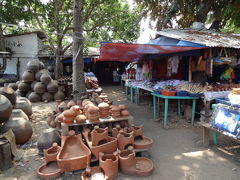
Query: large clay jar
35,69,49,81
40,73,52,85
28,92,41,102
31,81,37,91
86,105,99,122
42,92,53,102
15,97,32,117
22,71,35,82
0,95,13,123
0,117,33,145
47,81,58,93
18,81,30,92
37,128,61,155
54,90,65,101
99,152,119,180
34,82,46,94
27,59,39,72
0,87,17,105
8,83,18,91
98,102,110,118
10,109,29,121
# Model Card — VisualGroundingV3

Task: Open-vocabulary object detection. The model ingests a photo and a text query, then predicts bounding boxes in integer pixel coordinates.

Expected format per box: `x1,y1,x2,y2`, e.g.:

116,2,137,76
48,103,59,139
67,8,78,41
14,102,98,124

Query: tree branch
84,0,96,21
63,42,73,53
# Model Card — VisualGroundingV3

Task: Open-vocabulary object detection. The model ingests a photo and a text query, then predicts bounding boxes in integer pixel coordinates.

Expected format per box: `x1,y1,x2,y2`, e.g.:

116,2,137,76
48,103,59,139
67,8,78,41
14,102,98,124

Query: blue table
151,93,199,128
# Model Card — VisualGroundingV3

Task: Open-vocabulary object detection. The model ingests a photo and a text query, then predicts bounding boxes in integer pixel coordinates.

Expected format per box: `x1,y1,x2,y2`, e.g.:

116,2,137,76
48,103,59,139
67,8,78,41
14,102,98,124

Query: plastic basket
176,91,188,96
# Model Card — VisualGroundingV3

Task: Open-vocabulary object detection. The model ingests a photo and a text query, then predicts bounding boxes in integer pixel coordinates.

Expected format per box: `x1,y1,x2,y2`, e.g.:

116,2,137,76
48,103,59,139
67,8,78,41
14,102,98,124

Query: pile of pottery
37,126,153,179
16,59,65,102
0,87,33,145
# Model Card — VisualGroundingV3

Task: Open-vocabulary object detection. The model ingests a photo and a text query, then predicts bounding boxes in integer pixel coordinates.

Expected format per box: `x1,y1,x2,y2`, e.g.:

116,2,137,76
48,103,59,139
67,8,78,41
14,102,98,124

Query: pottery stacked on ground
0,88,33,145
16,59,65,103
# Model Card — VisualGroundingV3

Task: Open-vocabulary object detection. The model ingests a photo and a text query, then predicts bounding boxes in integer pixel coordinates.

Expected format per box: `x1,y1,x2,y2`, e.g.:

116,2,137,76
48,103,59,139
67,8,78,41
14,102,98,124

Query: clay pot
117,131,134,151
119,104,126,111
55,113,64,123
28,92,41,102
111,106,121,118
56,101,66,113
62,117,75,124
26,91,31,99
70,105,82,115
99,152,119,180
83,103,94,113
40,73,52,85
112,125,122,138
27,59,40,72
57,130,91,172
47,81,58,93
67,100,75,109
91,127,108,146
54,90,65,101
86,105,99,122
39,61,45,70
0,87,17,105
35,69,49,81
63,109,77,118
18,81,30,92
0,117,33,145
30,81,37,91
75,114,87,123
42,92,53,102
98,102,110,118
43,143,61,163
82,99,92,107
37,161,62,179
8,83,18,91
15,97,32,117
37,128,61,155
10,109,29,121
0,95,13,123
22,71,35,82
34,82,46,94
16,90,26,97
121,110,130,117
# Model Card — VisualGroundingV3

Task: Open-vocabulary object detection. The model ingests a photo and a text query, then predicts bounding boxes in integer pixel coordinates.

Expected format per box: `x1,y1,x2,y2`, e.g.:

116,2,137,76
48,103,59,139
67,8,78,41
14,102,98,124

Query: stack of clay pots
0,87,33,145
16,59,65,103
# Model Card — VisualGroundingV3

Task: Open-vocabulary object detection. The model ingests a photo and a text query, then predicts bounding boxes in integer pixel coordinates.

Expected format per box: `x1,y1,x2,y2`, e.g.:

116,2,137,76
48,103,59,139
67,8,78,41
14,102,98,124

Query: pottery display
99,152,119,180
34,82,46,94
47,81,58,93
43,143,61,163
42,92,53,102
27,59,40,72
18,81,30,92
98,102,110,118
22,71,35,82
0,87,16,105
28,92,41,102
37,161,62,179
37,128,61,155
0,117,33,145
119,146,153,176
54,90,65,101
0,94,13,123
40,73,52,85
8,83,18,91
15,97,32,117
10,109,29,121
117,131,134,151
57,130,91,172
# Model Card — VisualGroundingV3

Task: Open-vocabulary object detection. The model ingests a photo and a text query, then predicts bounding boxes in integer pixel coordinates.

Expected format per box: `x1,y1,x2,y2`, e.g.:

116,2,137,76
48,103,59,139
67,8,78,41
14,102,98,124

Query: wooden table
151,93,199,128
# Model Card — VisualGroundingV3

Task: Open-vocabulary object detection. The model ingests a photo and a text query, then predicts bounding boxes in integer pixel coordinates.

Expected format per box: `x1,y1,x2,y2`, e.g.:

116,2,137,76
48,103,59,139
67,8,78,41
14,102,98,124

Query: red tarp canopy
98,43,207,62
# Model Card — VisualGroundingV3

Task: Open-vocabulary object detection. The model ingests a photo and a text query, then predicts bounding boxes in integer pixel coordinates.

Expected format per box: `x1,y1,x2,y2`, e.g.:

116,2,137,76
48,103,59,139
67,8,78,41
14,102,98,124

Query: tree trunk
72,0,85,101
55,48,63,80
0,24,7,73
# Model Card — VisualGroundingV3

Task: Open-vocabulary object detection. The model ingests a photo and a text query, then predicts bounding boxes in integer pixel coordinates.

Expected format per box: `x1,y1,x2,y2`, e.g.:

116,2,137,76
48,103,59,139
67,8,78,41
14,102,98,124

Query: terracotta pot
67,100,75,109
86,105,99,122
99,152,119,180
40,73,52,85
37,128,61,155
81,166,104,180
57,130,91,172
43,143,61,163
8,83,18,91
35,69,49,81
55,113,64,123
63,109,77,118
22,71,35,82
18,81,30,92
70,105,82,115
117,131,134,151
47,81,58,93
27,59,39,72
121,110,130,117
0,87,17,105
62,117,75,124
112,125,122,138
28,92,41,102
98,102,110,118
111,106,121,118
37,161,62,179
119,104,126,111
91,127,109,146
34,82,46,94
119,147,153,176
15,97,32,117
56,101,66,113
83,103,94,113
54,90,65,101
42,92,53,102
75,114,87,123
82,99,92,107
0,95,13,123
10,109,29,121
1,117,33,145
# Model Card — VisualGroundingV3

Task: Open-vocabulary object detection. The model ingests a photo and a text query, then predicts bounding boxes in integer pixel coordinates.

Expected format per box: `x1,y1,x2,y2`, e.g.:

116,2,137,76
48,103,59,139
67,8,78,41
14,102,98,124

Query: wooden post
188,56,192,82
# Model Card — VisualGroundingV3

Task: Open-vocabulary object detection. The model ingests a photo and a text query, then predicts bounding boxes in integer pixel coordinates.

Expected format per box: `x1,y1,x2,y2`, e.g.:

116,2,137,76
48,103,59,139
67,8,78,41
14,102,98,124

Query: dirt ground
0,85,240,180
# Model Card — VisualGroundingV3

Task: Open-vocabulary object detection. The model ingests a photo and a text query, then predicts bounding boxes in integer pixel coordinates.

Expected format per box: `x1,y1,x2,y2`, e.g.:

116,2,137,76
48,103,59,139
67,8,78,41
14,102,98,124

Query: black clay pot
27,59,39,72
8,83,18,91
42,92,53,102
34,82,46,94
0,87,17,105
15,97,32,117
10,109,29,121
35,69,49,81
22,71,35,82
54,90,65,101
47,81,58,93
0,95,13,123
18,81,30,92
40,73,52,85
28,92,41,102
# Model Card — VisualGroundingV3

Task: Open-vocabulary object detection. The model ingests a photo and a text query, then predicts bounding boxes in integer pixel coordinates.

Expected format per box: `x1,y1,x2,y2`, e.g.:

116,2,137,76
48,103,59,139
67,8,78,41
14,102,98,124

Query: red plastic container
161,90,176,96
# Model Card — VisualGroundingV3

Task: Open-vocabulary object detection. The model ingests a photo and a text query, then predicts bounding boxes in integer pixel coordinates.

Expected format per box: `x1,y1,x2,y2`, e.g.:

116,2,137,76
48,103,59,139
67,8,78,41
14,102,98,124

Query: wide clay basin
81,167,105,180
57,131,91,172
134,136,153,149
37,161,62,179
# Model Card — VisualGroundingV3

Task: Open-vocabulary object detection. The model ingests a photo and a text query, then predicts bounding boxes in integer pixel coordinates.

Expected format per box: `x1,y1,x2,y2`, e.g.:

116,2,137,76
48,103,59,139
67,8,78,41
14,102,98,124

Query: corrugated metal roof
156,29,240,49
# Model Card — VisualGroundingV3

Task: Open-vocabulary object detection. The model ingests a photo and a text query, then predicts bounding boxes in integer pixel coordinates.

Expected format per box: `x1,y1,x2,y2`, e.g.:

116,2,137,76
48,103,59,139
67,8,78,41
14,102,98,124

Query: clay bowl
133,136,153,150
44,143,61,163
37,161,62,179
81,167,105,180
